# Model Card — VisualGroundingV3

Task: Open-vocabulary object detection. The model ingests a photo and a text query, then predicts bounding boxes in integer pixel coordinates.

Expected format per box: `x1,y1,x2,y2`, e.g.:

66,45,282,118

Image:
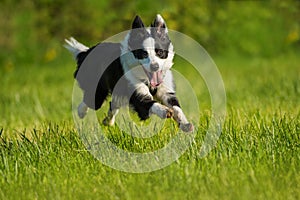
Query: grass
0,51,299,199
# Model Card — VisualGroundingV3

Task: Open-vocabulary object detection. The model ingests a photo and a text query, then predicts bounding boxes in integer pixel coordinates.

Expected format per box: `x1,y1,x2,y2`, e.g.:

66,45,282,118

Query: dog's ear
129,16,148,50
151,14,168,37
132,15,145,29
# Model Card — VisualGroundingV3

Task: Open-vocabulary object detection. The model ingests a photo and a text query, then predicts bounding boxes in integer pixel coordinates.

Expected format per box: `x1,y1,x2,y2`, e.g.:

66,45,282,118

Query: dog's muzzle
143,66,163,87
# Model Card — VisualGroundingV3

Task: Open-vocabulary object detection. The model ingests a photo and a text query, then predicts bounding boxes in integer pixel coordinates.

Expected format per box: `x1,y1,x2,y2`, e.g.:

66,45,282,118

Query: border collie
65,15,193,132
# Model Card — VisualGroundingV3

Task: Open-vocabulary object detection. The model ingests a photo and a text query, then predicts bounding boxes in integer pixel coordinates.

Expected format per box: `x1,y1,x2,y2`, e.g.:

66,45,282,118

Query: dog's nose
150,63,159,71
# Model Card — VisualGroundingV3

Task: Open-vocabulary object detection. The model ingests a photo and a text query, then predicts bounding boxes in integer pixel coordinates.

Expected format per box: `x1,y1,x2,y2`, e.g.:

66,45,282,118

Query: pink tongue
150,71,163,87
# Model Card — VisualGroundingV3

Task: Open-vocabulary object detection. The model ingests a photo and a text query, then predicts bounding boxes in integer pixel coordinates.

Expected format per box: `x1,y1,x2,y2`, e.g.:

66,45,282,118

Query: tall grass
0,52,299,199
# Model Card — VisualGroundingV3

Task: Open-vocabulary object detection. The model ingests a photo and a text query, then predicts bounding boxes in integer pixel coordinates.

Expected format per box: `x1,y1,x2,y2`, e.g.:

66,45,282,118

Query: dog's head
121,15,174,87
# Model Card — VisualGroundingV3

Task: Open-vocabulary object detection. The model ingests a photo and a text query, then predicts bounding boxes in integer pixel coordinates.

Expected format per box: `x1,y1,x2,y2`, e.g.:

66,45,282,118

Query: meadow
0,51,299,199
1,1,300,199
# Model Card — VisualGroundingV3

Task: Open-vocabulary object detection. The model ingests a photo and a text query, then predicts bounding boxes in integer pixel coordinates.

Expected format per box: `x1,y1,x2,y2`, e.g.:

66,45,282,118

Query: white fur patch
156,14,168,33
78,101,88,118
135,83,153,98
143,37,155,51
64,37,89,59
172,105,194,132
120,34,149,87
155,70,175,105
150,103,172,118
165,43,174,69
173,106,188,124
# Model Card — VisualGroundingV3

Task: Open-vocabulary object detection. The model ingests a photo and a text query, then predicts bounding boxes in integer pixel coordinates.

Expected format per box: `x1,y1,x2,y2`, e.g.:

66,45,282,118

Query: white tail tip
64,37,89,58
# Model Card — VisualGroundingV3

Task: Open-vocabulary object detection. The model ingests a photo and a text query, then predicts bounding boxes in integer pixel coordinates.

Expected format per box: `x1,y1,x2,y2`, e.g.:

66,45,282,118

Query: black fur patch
167,94,180,107
129,91,155,120
149,87,157,96
74,42,125,109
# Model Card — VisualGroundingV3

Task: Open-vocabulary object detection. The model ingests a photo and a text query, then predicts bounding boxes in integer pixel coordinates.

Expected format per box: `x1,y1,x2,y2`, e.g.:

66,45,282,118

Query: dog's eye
141,50,148,59
132,49,148,59
156,49,163,56
155,48,167,59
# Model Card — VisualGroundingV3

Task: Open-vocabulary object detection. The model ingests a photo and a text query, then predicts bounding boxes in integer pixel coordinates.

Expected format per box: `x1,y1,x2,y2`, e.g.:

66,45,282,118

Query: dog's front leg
156,88,194,132
172,105,194,132
129,84,173,120
150,102,173,119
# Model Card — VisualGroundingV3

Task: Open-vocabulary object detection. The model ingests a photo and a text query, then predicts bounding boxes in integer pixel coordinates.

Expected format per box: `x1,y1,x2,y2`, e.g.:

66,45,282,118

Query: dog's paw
102,116,115,126
78,102,88,119
179,123,194,132
165,108,173,118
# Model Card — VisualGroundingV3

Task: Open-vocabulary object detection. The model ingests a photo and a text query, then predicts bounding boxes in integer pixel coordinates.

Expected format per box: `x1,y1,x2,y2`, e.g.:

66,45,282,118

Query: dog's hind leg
103,101,119,126
102,94,127,126
78,87,108,119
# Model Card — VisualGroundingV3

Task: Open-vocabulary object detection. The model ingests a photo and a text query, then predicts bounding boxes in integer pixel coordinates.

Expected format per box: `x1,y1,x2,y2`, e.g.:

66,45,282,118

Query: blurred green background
1,0,300,130
1,0,299,67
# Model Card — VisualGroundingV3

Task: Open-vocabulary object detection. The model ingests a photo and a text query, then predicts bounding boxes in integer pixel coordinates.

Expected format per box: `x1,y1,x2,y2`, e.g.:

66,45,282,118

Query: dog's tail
64,37,89,59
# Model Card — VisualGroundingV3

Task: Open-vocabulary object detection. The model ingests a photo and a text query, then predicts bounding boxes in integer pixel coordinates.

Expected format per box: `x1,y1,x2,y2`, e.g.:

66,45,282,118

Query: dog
64,14,193,132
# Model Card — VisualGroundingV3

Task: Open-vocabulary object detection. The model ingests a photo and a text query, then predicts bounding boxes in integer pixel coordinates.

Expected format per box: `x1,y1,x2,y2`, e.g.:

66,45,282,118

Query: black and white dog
65,15,193,132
